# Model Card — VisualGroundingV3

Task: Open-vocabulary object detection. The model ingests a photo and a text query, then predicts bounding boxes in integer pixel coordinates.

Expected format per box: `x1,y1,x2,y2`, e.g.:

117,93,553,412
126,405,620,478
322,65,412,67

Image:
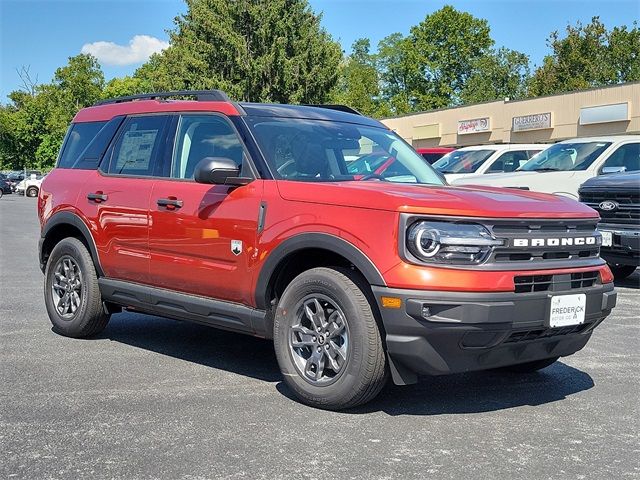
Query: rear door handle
157,198,183,209
87,192,108,202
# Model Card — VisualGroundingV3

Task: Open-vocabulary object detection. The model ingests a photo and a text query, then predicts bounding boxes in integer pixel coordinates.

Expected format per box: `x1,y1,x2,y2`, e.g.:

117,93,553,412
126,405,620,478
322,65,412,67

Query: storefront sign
512,112,552,132
580,102,629,125
457,117,490,135
413,123,440,139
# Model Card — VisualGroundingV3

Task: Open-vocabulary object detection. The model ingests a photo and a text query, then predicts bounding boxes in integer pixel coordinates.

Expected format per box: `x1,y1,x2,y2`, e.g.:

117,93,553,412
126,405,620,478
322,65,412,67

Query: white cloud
81,35,169,66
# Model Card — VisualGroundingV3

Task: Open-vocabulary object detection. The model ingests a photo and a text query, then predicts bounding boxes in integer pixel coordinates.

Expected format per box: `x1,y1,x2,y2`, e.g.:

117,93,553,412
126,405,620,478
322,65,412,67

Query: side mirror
601,166,626,175
194,157,252,186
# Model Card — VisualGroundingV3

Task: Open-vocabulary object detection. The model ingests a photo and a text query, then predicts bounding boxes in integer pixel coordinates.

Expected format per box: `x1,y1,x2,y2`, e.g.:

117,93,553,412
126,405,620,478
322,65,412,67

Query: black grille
571,271,599,289
503,324,590,343
487,219,601,268
580,190,640,226
514,271,599,293
514,275,553,293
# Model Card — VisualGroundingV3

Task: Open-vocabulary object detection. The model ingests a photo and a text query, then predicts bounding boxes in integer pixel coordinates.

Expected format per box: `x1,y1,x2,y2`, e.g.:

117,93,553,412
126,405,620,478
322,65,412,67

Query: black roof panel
238,102,385,128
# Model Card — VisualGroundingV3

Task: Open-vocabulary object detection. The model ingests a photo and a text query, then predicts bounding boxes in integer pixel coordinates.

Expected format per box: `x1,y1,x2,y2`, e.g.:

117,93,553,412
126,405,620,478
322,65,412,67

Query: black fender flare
40,211,104,276
254,232,386,310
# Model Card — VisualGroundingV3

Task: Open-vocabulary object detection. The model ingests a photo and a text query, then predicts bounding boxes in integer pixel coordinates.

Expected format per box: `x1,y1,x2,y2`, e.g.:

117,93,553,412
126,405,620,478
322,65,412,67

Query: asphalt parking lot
1,194,638,479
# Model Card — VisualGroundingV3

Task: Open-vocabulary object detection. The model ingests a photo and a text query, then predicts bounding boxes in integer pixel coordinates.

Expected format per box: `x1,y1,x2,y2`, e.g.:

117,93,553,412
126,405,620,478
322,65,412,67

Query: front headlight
406,221,504,265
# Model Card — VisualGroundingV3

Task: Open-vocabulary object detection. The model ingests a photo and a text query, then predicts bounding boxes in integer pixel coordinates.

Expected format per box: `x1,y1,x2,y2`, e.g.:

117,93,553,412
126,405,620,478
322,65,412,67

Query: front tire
26,186,39,197
44,237,110,338
609,264,636,280
274,267,387,410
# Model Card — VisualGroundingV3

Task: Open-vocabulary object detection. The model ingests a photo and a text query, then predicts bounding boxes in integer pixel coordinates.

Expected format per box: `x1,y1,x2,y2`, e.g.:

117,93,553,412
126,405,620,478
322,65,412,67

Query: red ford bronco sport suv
38,90,617,410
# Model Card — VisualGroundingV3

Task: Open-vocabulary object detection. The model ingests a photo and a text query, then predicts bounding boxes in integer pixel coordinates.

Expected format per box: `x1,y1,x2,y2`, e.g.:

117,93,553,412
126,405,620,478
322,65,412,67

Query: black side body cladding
40,211,103,276
99,278,267,336
254,233,386,310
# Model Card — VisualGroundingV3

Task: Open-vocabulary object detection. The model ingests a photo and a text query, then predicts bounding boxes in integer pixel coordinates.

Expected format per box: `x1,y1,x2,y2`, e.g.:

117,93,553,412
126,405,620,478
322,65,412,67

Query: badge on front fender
231,239,243,256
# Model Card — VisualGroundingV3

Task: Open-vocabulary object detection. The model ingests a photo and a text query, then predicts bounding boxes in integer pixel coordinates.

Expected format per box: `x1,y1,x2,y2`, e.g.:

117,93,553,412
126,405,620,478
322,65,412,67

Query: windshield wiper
529,167,561,172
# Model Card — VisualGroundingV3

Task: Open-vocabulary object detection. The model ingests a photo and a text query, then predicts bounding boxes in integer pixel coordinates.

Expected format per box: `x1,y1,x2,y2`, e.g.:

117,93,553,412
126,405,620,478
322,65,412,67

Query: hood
443,173,472,183
276,180,597,218
451,170,542,187
580,171,640,189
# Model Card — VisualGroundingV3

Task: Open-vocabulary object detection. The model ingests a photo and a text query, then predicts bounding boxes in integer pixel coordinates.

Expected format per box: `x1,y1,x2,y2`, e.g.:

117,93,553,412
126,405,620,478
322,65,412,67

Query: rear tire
26,186,38,197
274,267,387,410
502,356,559,373
44,237,110,338
609,264,636,280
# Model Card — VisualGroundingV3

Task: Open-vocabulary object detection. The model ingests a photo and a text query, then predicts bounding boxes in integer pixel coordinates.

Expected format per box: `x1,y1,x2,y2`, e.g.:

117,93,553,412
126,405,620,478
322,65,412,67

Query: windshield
346,153,393,174
433,149,494,174
519,142,611,172
245,117,444,185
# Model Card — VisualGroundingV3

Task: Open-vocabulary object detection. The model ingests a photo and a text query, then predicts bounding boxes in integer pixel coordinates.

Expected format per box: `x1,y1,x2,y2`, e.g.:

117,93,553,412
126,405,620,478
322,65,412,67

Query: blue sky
1,0,639,101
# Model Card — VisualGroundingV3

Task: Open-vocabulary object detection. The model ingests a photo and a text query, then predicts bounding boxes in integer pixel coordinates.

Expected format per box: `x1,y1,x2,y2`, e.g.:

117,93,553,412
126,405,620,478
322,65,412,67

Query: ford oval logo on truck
599,200,619,212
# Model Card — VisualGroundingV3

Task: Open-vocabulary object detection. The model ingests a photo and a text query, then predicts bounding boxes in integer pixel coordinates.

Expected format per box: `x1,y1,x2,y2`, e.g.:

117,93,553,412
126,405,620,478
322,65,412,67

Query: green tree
377,33,413,115
136,0,342,103
461,48,530,103
53,54,105,109
0,54,106,170
608,23,640,83
331,39,390,117
530,17,640,96
0,105,22,170
404,5,494,109
102,76,150,99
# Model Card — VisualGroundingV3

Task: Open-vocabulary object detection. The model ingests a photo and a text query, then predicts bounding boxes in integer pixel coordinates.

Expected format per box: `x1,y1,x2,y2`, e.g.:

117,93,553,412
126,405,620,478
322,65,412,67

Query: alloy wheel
51,255,83,319
288,294,350,385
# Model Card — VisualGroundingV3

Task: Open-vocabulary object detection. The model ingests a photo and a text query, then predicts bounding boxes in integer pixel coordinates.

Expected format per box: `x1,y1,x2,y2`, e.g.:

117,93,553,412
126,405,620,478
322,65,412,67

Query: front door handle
157,197,183,210
87,192,108,203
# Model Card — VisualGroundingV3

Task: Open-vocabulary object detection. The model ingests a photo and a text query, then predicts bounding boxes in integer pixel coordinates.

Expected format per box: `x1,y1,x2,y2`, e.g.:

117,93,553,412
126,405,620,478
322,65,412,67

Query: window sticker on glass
117,130,158,170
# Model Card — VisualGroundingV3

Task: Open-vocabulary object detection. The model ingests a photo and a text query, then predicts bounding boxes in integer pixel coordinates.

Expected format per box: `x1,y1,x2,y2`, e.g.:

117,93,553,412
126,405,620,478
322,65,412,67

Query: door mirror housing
194,157,252,185
601,166,626,175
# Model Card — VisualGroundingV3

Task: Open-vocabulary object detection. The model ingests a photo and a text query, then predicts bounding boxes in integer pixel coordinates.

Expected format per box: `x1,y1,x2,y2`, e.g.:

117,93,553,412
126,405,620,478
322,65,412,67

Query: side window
487,150,529,173
602,143,640,172
108,116,169,176
57,121,107,168
172,115,245,179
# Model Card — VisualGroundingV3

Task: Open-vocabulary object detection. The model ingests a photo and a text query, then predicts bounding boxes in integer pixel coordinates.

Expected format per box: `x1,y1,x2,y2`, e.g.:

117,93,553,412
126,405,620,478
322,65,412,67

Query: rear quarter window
57,121,108,169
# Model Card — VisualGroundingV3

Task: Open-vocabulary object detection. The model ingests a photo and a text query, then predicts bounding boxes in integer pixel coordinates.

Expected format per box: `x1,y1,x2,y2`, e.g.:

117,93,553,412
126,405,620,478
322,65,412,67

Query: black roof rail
305,104,363,116
94,89,230,106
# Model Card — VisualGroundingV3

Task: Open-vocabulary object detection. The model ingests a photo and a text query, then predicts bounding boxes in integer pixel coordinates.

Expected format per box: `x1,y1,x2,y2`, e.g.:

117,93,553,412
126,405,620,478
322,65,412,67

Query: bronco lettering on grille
513,237,598,247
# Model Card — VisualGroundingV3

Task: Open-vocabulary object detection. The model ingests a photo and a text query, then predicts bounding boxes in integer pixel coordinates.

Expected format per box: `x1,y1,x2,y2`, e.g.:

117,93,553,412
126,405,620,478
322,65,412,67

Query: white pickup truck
452,136,640,198
433,144,544,183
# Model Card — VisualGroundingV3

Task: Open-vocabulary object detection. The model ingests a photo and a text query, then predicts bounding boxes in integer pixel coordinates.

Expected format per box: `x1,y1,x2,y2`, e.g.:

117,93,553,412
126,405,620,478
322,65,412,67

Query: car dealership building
381,82,640,148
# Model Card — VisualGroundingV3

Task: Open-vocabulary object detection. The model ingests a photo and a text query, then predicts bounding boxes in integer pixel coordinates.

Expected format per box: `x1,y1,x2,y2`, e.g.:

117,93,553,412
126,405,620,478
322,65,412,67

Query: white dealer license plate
601,230,613,247
550,294,586,328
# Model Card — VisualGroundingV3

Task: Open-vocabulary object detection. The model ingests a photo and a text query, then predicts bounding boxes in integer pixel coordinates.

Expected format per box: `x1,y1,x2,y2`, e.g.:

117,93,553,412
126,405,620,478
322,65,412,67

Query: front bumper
599,226,640,267
372,283,616,385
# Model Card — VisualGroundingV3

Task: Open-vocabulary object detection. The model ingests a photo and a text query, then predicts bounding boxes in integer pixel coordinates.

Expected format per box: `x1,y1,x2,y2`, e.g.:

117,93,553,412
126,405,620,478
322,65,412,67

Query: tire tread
44,237,109,338
274,266,387,410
